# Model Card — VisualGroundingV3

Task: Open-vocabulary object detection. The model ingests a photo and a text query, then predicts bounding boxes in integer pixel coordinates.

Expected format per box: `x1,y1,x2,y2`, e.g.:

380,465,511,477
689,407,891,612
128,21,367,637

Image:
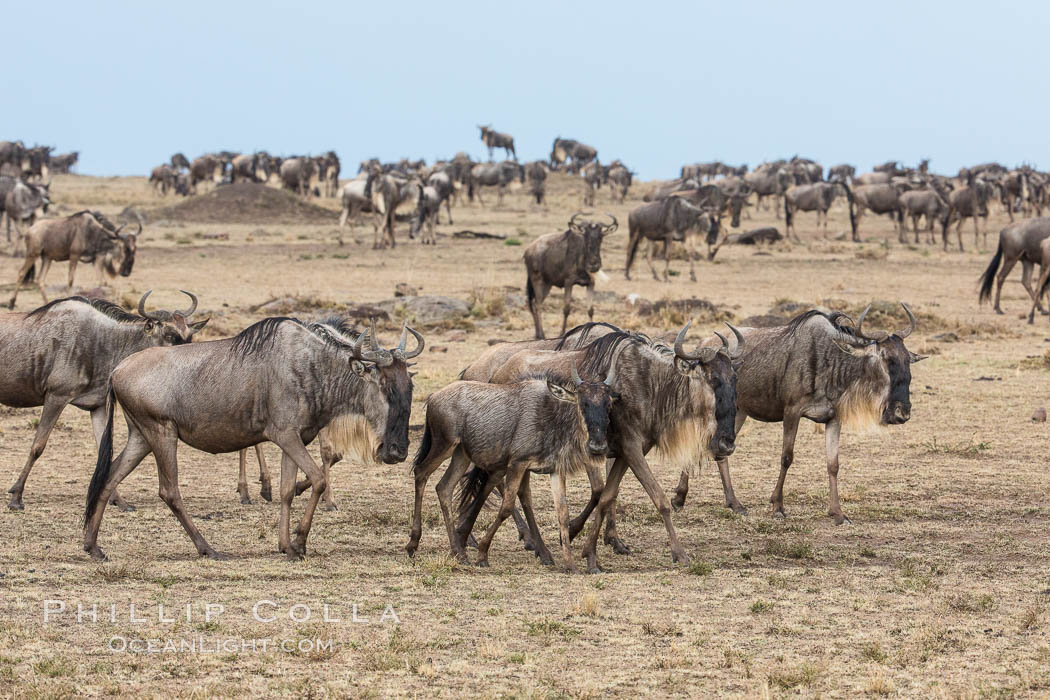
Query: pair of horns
854,302,916,341
569,211,618,233
137,289,197,320
352,318,424,366
674,321,746,362
569,346,619,388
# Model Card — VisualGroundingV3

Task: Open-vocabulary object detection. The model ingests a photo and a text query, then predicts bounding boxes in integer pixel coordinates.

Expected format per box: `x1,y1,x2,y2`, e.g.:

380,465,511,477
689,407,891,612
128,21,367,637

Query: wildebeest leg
973,215,980,250
825,418,851,525
549,470,576,572
405,434,456,558
585,281,596,324
338,205,349,227
1020,260,1047,314
626,449,690,565
318,440,340,510
8,254,36,309
517,473,555,566
434,447,474,562
490,479,533,550
475,462,528,567
527,276,550,340
274,436,326,559
453,471,499,550
66,258,78,291
686,234,697,282
255,444,272,502
36,258,53,303
642,237,660,281
583,456,629,574
568,458,606,541
992,256,1020,314
237,449,252,504
769,411,801,518
670,470,690,511
153,429,227,560
956,218,965,252
83,426,154,561
560,284,575,337
7,395,70,510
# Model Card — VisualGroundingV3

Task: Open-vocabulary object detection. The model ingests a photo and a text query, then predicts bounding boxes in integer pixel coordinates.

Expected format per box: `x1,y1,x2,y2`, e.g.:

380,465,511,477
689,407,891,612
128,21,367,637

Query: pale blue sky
6,1,1047,179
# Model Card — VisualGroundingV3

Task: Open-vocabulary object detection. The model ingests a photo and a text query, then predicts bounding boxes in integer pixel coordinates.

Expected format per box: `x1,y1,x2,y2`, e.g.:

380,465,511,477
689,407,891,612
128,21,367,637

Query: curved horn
136,290,163,321
570,363,584,388
568,211,587,231
673,322,706,361
725,322,746,358
854,304,889,342
896,302,916,339
396,323,408,352
713,331,729,352
368,317,381,351
178,290,198,317
110,223,126,237
601,212,618,234
400,326,425,359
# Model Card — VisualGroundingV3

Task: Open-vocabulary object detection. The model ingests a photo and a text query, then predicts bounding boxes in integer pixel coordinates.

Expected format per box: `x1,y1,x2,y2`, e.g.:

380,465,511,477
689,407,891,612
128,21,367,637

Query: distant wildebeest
899,188,949,244
8,212,139,308
149,164,176,195
582,161,602,206
468,161,523,206
478,125,516,161
671,305,923,526
337,175,375,228
827,164,855,183
625,197,720,281
316,151,341,197
424,170,455,224
1031,238,1050,323
978,218,1050,314
231,153,270,184
48,152,78,174
854,171,892,186
189,155,223,193
406,360,617,571
3,291,206,510
550,137,597,173
783,182,846,241
410,183,442,245
370,170,421,248
745,166,792,214
170,153,191,171
606,163,632,203
20,146,53,181
279,157,317,197
0,141,26,170
843,182,899,242
525,161,548,204
83,317,423,562
643,178,695,202
3,179,51,245
941,180,992,251
524,212,618,339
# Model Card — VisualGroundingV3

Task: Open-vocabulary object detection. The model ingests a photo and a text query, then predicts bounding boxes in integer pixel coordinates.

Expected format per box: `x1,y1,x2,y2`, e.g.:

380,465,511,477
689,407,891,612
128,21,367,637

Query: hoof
536,551,555,567
203,550,230,561
260,487,272,502
586,562,606,575
773,510,787,520
239,496,252,505
7,500,24,511
729,503,749,516
670,496,685,512
606,537,632,556
322,501,338,512
672,552,691,565
404,544,418,558
285,550,304,561
475,559,490,568
113,501,135,513
86,546,107,561
833,514,853,526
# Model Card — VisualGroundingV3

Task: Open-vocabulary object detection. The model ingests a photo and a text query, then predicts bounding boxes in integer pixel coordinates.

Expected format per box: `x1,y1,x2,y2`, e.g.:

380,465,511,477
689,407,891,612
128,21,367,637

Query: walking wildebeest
525,161,548,205
783,182,846,241
468,161,523,206
942,180,992,251
3,179,50,244
370,170,420,248
582,162,602,206
606,163,632,203
9,212,140,308
189,155,222,193
406,357,617,571
1032,239,1050,323
3,291,207,510
524,212,618,339
978,218,1050,314
337,175,375,228
625,197,720,282
410,184,442,244
550,137,597,173
478,126,516,161
150,164,176,195
670,305,923,526
745,166,792,214
843,182,899,242
82,317,424,561
899,188,949,244
425,170,455,223
49,152,78,174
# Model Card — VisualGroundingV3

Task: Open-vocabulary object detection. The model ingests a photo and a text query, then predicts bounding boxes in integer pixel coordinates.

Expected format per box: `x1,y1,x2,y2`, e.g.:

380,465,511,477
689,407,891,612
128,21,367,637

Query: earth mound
146,183,336,224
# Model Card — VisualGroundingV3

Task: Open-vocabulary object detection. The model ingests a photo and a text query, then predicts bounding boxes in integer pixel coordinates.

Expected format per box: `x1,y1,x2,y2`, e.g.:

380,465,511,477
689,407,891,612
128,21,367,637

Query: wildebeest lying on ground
8,211,140,309
625,197,720,282
978,217,1050,314
670,305,923,526
406,357,618,572
83,317,423,561
524,212,618,339
2,291,206,510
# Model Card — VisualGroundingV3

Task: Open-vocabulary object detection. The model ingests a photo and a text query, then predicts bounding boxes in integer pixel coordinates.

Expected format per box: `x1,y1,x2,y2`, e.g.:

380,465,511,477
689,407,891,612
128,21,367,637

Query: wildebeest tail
840,181,856,236
978,239,1004,304
782,193,792,228
21,262,35,284
84,387,116,525
412,416,434,473
456,466,489,519
624,226,643,276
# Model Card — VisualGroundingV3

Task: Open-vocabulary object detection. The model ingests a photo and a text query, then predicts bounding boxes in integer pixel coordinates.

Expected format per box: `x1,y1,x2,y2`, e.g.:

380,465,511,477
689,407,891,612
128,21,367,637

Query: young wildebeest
524,212,618,339
582,161,602,206
83,318,423,561
899,188,949,244
478,125,516,160
625,197,719,282
406,361,617,572
979,218,1050,314
410,184,442,245
2,291,207,510
783,182,845,241
670,305,923,525
606,163,632,203
8,212,140,309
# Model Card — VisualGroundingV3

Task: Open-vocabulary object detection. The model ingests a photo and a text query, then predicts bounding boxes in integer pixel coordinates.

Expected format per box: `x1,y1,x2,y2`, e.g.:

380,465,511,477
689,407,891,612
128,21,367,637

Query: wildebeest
170,153,191,171
370,170,420,248
783,182,846,241
606,163,632,203
582,161,602,206
3,291,206,510
8,212,140,308
48,152,78,174
279,157,317,197
1032,239,1050,323
844,182,900,242
525,161,548,204
425,170,455,223
406,360,617,571
550,137,597,173
671,305,923,525
468,161,523,206
625,197,720,281
745,166,792,214
316,151,341,197
189,155,222,193
478,126,516,161
524,212,618,339
231,153,270,184
410,184,442,244
83,317,423,561
978,218,1050,314
941,180,992,251
899,188,949,244
149,164,176,195
337,175,375,228
828,164,855,183
3,179,50,244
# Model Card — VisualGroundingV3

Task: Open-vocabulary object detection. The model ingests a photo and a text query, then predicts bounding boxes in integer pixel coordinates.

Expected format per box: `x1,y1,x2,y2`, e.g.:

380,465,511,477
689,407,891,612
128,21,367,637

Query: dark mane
313,314,357,337
230,317,302,356
67,209,94,219
26,296,142,324
577,331,646,380
784,309,855,337
554,321,623,350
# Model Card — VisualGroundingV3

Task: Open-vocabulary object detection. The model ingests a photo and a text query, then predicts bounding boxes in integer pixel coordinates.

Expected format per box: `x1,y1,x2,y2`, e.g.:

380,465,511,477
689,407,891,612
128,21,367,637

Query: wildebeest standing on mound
978,218,1050,314
2,291,207,510
8,211,140,309
670,305,924,525
524,212,618,339
83,317,423,561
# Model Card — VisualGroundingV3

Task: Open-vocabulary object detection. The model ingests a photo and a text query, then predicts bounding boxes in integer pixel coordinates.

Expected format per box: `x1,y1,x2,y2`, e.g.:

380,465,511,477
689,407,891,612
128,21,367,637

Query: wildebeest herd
1,129,1047,576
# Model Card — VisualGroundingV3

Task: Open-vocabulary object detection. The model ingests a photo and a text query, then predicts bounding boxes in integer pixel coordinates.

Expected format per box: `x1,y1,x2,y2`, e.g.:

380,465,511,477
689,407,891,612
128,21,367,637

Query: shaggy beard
323,413,380,465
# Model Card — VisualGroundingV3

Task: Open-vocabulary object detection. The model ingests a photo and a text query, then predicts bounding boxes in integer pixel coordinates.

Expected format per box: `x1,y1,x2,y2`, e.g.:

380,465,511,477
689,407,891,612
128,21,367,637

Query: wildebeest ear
351,360,366,376
908,351,928,363
546,378,576,402
189,318,209,333
143,319,156,332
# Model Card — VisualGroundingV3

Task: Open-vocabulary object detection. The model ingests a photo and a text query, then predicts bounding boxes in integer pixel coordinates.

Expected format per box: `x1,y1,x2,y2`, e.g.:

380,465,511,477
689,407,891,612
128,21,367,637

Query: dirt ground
0,172,1048,698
